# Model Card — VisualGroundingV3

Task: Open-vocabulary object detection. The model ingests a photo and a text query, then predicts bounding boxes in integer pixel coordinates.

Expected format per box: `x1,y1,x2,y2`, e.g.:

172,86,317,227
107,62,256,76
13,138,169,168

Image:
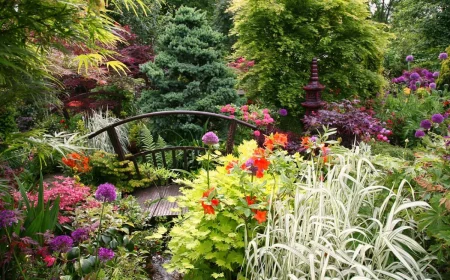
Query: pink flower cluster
376,128,392,142
228,57,255,73
14,176,91,223
220,104,274,127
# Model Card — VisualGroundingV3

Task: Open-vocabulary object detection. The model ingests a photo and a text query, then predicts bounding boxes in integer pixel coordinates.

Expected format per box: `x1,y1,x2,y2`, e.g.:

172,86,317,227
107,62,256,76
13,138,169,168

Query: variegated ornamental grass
245,148,439,280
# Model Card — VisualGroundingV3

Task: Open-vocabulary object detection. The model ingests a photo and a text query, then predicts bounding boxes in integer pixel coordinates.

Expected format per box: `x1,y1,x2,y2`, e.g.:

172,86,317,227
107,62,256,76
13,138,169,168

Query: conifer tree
139,6,238,134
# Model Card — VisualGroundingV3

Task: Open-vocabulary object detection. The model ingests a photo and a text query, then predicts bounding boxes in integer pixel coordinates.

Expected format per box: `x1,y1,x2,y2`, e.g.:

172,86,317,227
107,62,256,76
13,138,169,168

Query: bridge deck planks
132,184,187,217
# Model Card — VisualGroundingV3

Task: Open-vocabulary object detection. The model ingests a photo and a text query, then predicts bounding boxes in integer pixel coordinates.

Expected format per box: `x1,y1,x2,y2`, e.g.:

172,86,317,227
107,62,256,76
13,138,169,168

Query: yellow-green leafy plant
165,133,307,279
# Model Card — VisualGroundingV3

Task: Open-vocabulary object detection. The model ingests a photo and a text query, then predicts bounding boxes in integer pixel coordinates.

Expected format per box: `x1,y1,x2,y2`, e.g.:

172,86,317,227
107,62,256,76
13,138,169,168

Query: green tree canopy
385,0,450,76
230,0,390,114
138,6,238,135
0,0,152,103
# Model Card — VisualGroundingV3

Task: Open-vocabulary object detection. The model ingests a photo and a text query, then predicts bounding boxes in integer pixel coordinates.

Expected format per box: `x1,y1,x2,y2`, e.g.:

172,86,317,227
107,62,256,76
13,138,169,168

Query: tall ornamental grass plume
244,147,439,280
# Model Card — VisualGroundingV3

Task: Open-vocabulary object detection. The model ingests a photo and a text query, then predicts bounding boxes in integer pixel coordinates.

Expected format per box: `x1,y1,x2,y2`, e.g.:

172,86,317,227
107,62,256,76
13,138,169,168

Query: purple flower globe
0,210,19,228
420,119,432,129
410,72,420,80
278,108,288,116
71,228,90,242
50,235,73,253
415,130,425,138
410,84,417,91
98,248,115,262
95,183,117,202
202,132,219,145
430,83,437,89
431,113,445,123
406,55,414,62
439,53,448,60
433,71,440,78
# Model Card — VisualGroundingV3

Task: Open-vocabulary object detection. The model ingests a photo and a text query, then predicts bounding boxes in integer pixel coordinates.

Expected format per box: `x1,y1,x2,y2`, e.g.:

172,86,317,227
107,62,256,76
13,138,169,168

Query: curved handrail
87,110,257,139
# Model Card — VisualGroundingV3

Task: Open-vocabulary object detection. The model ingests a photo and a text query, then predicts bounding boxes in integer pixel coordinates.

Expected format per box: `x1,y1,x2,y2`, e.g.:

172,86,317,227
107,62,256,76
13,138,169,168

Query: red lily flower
254,210,267,224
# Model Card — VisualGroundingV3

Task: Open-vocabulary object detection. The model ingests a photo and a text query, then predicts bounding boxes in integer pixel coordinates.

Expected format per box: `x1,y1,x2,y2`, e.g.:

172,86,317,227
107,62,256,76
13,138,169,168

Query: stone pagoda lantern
301,58,325,115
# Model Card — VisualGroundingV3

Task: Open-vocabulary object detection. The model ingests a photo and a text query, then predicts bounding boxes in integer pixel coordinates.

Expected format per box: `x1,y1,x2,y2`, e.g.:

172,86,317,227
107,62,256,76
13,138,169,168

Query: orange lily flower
254,210,267,224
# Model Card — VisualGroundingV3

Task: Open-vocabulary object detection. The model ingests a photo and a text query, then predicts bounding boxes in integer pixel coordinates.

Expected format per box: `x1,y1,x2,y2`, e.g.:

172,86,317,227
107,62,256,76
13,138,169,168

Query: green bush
230,0,390,114
369,141,415,161
138,6,238,136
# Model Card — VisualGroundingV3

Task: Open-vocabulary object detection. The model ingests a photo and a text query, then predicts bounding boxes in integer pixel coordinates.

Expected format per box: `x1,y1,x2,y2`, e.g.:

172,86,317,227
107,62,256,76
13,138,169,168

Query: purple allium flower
278,108,288,116
410,72,420,80
430,83,437,89
433,71,440,78
410,84,417,91
420,119,432,129
50,235,73,253
439,53,448,60
415,130,425,138
0,210,19,228
202,132,219,145
406,55,414,62
71,228,89,243
95,183,117,202
432,113,444,123
397,76,405,83
98,248,115,262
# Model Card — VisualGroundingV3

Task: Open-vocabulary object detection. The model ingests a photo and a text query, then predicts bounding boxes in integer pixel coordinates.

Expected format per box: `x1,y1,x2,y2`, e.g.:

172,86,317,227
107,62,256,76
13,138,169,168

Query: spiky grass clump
245,149,438,280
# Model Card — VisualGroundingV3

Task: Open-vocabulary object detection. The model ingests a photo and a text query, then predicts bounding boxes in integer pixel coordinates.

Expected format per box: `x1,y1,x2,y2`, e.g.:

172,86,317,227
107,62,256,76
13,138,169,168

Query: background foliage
230,0,390,115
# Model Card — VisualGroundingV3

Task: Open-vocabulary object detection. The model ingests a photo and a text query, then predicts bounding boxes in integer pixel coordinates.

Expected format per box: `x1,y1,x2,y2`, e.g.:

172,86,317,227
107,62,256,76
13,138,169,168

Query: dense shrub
303,100,391,147
230,0,390,114
138,7,238,136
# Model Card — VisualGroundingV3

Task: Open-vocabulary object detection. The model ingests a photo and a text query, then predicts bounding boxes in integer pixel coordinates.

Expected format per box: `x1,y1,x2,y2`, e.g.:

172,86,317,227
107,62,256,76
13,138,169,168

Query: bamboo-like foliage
245,149,439,279
84,109,129,154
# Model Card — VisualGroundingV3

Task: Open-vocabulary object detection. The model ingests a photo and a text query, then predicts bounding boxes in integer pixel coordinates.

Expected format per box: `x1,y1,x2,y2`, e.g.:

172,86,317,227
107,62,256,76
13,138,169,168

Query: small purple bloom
397,76,405,83
420,119,432,129
439,53,448,60
430,83,437,89
98,248,115,262
95,183,117,202
50,235,73,253
310,136,318,142
0,210,20,228
431,113,444,123
71,228,90,243
202,132,219,145
406,55,414,62
410,84,417,91
433,71,440,78
415,130,425,138
278,108,288,116
410,72,420,80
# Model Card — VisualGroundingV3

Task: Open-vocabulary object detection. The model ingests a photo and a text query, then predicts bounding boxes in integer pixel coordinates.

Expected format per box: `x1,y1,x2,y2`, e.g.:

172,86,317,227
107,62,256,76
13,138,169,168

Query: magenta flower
0,210,20,228
278,108,288,116
71,228,90,242
431,113,444,123
95,183,117,202
433,72,440,78
202,132,219,145
439,53,448,60
253,130,261,137
406,55,414,62
415,130,425,138
430,83,437,89
420,119,432,129
98,248,115,262
410,72,420,80
50,235,73,253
